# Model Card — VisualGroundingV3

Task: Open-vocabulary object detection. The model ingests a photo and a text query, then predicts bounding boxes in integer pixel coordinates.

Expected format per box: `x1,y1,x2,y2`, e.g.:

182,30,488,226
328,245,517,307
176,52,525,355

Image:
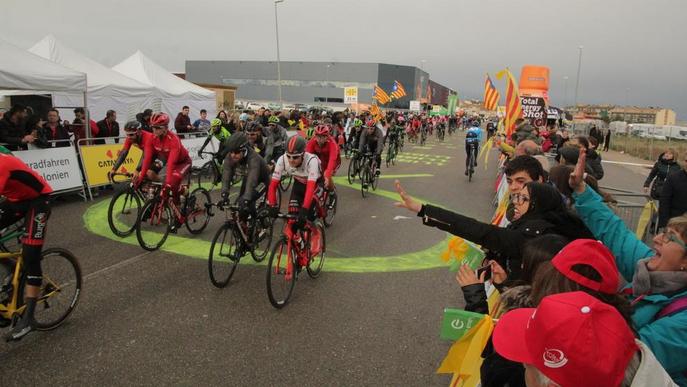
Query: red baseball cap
493,292,637,387
551,239,620,294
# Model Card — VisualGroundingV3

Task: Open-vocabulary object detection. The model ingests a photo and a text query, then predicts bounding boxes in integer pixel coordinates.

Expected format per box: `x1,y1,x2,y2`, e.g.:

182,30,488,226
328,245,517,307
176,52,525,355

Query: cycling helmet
397,115,406,123
286,135,306,155
123,120,141,132
225,132,250,153
210,118,223,127
150,112,170,127
245,121,263,133
314,124,330,136
268,115,280,124
239,113,249,122
365,119,376,128
353,119,363,127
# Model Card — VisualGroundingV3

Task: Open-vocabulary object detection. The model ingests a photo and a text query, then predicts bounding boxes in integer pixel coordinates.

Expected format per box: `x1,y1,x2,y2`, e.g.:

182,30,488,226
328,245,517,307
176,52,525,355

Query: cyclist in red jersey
107,120,161,182
0,154,53,341
136,113,192,201
306,124,340,191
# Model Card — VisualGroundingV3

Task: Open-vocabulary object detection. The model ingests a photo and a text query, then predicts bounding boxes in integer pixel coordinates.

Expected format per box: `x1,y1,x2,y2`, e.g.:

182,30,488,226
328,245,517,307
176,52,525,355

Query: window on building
314,97,327,102
326,97,343,103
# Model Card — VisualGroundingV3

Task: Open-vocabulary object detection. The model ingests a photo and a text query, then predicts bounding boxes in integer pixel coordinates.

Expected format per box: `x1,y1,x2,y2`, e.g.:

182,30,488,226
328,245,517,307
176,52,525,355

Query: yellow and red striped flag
495,68,522,138
370,104,384,122
483,74,500,111
373,85,391,105
390,80,407,99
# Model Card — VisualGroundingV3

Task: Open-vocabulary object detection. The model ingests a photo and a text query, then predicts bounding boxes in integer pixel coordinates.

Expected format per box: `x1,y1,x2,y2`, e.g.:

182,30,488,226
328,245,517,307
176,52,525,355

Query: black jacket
95,119,120,144
659,168,687,228
586,148,604,180
36,123,71,148
645,155,680,200
0,117,27,150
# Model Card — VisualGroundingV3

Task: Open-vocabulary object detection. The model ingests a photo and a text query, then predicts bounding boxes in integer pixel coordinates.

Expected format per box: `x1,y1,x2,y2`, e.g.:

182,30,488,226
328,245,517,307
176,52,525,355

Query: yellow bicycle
0,222,82,332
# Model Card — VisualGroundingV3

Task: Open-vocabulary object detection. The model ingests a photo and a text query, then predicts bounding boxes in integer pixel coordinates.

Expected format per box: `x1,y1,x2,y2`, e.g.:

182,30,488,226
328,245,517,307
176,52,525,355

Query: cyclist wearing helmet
221,132,272,224
137,113,192,202
347,118,364,150
267,136,322,235
264,115,288,164
197,118,232,161
358,119,384,175
306,124,341,191
108,120,161,182
465,120,483,175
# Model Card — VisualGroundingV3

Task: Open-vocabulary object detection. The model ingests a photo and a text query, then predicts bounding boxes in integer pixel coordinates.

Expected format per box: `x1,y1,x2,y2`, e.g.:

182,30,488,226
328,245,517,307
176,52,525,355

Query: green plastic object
440,308,486,341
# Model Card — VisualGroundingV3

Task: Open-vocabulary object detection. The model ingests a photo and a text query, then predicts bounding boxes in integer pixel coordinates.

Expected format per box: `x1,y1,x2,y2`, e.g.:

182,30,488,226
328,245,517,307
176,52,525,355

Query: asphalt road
0,132,648,386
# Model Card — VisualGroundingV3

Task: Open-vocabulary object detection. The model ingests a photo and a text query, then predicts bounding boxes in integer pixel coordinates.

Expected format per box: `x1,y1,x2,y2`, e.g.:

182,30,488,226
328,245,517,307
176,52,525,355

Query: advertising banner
520,96,548,127
409,100,421,112
80,144,142,187
15,147,84,192
447,95,458,115
181,136,212,167
344,87,358,104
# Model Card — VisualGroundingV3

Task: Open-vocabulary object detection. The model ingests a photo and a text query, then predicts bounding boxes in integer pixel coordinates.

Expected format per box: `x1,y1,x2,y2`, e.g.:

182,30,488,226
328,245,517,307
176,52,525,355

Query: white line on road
83,250,152,281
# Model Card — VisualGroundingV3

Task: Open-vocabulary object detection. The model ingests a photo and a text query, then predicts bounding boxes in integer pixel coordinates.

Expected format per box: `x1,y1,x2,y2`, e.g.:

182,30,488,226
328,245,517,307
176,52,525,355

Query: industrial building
185,60,455,109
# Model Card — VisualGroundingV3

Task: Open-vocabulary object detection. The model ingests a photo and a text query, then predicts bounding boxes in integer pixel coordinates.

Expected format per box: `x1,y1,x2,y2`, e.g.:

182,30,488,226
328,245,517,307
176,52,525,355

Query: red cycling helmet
150,112,170,128
314,124,331,136
365,119,376,128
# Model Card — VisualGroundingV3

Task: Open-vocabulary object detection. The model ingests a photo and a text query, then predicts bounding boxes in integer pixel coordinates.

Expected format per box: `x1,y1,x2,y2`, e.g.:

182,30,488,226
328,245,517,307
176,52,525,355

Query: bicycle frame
0,249,25,320
273,216,311,280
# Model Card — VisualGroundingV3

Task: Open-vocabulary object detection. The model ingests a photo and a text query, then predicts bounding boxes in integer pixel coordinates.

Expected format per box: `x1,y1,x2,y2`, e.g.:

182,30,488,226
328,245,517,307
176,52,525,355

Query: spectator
603,128,612,151
26,115,47,148
38,109,70,148
575,136,604,180
549,164,614,207
659,155,687,228
644,149,679,200
174,105,193,133
69,107,99,140
226,112,240,134
261,109,271,126
276,110,289,128
589,124,603,145
95,110,120,144
138,109,153,133
192,109,211,131
216,110,228,125
0,104,32,150
570,148,687,384
493,292,676,387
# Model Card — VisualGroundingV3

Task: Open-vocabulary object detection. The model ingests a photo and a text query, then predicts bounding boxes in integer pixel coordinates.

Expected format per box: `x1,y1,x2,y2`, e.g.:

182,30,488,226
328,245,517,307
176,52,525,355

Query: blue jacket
573,186,687,386
465,126,482,143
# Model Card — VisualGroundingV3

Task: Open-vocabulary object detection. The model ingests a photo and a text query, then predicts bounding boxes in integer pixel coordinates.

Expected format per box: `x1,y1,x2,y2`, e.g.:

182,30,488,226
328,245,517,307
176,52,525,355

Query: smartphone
476,265,492,281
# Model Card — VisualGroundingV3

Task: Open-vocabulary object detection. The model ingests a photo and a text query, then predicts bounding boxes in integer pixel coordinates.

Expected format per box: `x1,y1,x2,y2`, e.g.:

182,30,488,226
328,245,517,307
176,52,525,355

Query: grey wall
186,61,380,104
377,63,417,109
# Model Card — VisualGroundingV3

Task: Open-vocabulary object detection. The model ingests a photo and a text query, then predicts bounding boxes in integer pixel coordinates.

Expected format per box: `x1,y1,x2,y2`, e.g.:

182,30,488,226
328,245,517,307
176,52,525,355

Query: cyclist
136,113,192,218
358,120,384,176
266,136,322,265
108,120,161,182
306,124,341,191
0,153,52,341
244,121,266,158
264,115,289,164
465,120,483,175
197,118,232,184
346,118,363,151
220,133,272,248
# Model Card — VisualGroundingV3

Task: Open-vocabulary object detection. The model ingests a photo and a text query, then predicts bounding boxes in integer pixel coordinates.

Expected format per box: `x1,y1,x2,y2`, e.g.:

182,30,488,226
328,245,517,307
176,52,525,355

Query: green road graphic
84,173,453,273
395,152,451,167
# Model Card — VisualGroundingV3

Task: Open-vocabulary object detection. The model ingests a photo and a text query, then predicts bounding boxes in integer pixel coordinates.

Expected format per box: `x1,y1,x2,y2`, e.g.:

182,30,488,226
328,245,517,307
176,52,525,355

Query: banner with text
80,144,143,187
409,100,421,112
520,96,548,127
14,147,83,192
181,137,214,168
344,87,358,104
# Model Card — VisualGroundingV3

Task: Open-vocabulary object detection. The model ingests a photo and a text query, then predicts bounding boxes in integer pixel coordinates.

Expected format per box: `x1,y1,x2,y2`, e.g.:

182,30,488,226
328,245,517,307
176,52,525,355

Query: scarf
632,258,687,296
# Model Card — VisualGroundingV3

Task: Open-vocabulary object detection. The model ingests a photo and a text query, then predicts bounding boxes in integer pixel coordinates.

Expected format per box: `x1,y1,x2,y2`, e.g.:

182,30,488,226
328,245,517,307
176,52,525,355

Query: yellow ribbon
635,201,656,239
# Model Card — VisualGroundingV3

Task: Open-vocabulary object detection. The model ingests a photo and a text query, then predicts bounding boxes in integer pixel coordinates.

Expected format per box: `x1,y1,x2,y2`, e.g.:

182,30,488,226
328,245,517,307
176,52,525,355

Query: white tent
113,51,216,123
28,35,159,127
0,38,86,93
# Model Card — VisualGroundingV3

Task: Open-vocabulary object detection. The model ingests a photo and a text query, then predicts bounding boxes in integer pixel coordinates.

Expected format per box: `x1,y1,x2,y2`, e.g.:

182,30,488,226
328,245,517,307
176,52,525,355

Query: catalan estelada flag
370,104,384,121
373,85,391,105
495,68,522,138
483,75,500,111
390,80,407,100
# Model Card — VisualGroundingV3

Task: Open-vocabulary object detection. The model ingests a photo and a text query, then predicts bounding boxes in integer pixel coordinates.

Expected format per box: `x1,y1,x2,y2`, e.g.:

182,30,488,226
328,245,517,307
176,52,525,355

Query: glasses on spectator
286,154,302,160
660,231,687,250
510,193,530,205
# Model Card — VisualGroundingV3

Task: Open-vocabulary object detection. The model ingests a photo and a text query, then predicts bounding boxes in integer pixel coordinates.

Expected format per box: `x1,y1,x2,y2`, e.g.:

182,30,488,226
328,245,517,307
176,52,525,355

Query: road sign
344,87,358,104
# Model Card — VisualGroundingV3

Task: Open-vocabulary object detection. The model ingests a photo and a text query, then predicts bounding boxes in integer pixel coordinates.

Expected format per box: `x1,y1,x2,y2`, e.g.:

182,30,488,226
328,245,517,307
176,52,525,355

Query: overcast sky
2,0,686,118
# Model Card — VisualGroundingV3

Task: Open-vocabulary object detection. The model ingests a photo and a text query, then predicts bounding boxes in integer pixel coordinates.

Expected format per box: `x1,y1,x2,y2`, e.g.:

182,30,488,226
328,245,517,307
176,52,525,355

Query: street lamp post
574,45,583,107
563,76,569,108
274,0,284,106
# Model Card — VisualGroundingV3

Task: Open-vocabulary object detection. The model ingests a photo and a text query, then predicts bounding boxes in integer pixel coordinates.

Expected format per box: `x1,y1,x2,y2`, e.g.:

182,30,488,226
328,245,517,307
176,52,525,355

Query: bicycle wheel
208,222,239,288
323,190,337,227
136,198,172,251
386,145,393,168
347,157,357,184
360,165,370,198
250,210,275,262
27,248,82,330
279,175,293,192
197,161,217,190
107,189,141,237
266,236,296,309
371,163,379,191
185,187,211,234
306,222,326,278
468,152,475,182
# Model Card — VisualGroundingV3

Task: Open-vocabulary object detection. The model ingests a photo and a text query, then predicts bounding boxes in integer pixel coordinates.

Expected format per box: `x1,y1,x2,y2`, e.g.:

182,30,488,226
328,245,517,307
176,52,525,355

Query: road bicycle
208,200,275,288
266,213,325,309
316,186,337,227
359,152,379,198
436,124,446,142
0,221,82,335
135,179,212,251
385,136,399,167
197,151,241,191
347,149,361,184
107,172,161,238
466,141,478,182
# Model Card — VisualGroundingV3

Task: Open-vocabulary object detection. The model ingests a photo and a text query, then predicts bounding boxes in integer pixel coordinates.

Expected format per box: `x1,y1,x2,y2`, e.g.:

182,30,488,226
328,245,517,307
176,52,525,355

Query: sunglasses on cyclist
510,193,530,205
152,125,166,130
286,153,303,160
660,231,687,250
125,132,137,137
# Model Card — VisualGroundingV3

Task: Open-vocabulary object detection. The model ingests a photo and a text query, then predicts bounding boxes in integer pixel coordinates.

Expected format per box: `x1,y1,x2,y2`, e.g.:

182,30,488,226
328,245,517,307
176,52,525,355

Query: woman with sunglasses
570,148,687,385
108,120,161,183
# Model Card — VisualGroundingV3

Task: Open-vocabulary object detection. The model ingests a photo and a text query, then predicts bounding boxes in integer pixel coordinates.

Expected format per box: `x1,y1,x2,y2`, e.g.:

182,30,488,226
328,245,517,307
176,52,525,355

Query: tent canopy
29,35,155,97
0,38,86,92
113,51,214,99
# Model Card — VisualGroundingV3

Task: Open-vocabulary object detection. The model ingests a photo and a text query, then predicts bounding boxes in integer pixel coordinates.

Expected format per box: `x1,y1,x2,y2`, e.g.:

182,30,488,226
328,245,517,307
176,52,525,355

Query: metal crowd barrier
601,186,658,243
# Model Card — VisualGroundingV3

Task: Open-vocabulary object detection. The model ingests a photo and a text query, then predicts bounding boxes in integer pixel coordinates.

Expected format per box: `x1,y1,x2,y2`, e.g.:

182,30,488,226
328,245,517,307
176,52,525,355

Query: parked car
246,101,266,110
267,102,282,110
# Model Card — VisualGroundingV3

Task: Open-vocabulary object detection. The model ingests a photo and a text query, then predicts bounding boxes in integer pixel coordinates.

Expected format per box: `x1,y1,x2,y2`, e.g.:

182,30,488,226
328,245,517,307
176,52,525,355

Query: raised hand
394,180,422,213
568,147,587,194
